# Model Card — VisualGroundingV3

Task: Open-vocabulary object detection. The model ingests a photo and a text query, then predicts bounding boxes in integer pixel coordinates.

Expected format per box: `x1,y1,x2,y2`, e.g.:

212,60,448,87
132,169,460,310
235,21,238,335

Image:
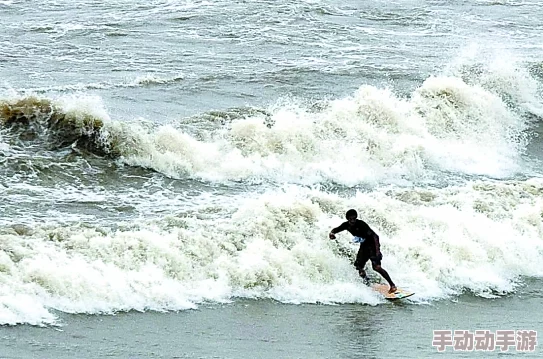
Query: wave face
2,67,541,188
1,179,542,326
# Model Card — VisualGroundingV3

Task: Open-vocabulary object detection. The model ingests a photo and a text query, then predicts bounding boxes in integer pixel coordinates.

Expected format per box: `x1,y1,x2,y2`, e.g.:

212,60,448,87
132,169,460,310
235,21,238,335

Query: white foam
105,74,535,185
0,294,57,327
3,61,539,186
445,45,543,117
1,178,542,325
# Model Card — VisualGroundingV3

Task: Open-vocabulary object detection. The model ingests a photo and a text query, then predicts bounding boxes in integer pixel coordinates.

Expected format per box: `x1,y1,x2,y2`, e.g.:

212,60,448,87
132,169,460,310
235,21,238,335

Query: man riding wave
329,209,397,294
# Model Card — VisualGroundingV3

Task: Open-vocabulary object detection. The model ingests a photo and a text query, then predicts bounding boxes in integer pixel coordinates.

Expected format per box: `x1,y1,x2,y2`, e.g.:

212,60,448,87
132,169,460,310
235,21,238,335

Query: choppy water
1,1,542,356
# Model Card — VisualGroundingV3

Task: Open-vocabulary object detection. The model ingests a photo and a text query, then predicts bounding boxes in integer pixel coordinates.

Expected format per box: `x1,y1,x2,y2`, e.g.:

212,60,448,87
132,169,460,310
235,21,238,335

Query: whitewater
0,5,542,359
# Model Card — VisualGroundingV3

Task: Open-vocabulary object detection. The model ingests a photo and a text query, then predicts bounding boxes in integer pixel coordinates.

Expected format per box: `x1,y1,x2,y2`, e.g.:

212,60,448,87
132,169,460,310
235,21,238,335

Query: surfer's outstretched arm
329,222,347,239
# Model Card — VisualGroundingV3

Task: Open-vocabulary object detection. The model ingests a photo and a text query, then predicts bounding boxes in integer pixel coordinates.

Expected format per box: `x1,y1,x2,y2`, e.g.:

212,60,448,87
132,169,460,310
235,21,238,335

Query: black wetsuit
330,219,382,269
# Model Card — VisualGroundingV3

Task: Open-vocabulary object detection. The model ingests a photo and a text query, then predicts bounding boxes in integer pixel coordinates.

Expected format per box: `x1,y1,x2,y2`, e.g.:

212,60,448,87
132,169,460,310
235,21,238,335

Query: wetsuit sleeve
330,222,348,234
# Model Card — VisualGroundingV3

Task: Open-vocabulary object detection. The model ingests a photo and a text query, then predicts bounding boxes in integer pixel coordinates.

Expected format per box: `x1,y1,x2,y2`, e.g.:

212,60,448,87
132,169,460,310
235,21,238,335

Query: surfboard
371,284,415,300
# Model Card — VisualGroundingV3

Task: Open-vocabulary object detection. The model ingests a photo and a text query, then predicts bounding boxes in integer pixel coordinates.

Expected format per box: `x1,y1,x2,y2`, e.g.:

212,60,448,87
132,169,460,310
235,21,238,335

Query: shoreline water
1,287,542,358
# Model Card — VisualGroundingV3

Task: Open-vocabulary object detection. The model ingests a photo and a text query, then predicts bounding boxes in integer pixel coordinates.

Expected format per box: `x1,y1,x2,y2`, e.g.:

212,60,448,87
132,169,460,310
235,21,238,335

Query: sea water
1,0,542,358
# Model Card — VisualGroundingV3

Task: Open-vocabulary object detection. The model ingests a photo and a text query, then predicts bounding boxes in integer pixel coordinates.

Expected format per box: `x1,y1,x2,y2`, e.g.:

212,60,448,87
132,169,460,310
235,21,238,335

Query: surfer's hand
329,233,336,240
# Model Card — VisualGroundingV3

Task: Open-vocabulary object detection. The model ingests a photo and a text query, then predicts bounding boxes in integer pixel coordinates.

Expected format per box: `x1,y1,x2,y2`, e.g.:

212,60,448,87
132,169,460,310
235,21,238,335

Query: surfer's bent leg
370,254,397,293
354,245,370,283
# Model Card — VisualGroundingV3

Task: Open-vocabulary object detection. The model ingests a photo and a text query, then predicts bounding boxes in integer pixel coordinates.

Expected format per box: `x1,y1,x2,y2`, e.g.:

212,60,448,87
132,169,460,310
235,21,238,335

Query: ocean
1,0,542,358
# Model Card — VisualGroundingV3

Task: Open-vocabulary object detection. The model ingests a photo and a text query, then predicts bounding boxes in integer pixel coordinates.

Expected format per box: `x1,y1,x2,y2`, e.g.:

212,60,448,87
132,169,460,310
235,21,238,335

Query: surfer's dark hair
346,209,357,219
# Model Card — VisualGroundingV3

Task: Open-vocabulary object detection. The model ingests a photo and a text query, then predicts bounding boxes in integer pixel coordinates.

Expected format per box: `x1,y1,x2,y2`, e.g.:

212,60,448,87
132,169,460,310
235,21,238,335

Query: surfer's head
346,209,357,223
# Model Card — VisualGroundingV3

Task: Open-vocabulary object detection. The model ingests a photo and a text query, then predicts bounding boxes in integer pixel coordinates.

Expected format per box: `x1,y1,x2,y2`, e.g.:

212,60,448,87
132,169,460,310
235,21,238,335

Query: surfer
329,209,397,293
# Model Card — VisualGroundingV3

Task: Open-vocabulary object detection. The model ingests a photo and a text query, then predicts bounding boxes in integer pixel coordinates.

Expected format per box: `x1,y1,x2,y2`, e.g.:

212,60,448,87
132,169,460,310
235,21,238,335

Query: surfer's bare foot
388,286,397,294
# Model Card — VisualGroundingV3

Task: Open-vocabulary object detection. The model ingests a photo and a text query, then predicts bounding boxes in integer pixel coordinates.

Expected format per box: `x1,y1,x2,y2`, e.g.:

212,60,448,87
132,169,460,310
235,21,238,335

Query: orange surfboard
371,284,415,300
